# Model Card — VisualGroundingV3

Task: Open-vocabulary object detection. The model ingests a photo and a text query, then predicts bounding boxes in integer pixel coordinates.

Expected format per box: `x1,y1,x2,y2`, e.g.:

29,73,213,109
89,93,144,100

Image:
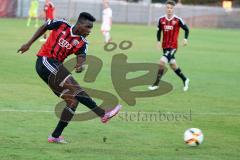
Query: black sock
52,120,68,138
75,92,105,117
174,68,187,83
52,107,75,138
153,69,164,86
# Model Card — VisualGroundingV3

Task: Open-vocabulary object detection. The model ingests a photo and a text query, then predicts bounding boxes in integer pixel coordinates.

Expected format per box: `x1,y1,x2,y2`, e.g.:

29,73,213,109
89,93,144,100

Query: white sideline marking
0,109,239,116
0,109,54,113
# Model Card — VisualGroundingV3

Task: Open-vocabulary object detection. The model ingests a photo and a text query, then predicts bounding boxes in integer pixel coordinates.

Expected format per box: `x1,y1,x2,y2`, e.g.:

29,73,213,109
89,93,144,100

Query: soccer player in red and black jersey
149,0,190,91
44,0,55,21
18,12,122,143
40,0,55,42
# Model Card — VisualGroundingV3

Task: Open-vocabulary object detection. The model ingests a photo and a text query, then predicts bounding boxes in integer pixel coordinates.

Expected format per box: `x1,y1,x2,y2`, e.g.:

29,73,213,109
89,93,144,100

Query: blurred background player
18,12,122,143
101,0,112,43
149,0,190,91
26,0,39,28
40,0,55,42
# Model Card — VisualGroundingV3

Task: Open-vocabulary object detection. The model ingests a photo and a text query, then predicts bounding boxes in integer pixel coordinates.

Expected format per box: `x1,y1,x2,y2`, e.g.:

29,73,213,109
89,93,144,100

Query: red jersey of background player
157,15,189,49
37,19,88,62
44,1,55,20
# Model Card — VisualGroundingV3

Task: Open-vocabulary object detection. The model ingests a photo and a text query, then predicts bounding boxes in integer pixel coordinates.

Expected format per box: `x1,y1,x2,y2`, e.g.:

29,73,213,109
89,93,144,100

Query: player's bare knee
170,63,178,70
61,89,78,104
159,61,165,70
63,76,82,92
68,98,79,109
63,96,79,109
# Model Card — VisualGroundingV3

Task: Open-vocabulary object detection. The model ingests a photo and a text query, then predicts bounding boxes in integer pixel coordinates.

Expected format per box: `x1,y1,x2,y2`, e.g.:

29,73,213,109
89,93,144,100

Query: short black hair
166,0,176,6
78,12,96,23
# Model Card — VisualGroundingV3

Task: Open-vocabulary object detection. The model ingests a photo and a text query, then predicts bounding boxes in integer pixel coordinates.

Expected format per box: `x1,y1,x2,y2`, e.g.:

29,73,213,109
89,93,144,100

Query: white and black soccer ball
184,128,204,146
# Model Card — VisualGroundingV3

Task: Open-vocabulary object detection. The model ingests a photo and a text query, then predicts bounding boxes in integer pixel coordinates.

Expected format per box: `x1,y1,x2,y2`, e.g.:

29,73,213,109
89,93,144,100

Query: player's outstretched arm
17,23,48,54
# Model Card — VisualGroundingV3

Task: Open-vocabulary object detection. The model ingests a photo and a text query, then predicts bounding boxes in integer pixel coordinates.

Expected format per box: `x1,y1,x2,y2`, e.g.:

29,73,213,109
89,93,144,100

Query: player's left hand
156,41,161,50
17,43,31,54
183,39,188,46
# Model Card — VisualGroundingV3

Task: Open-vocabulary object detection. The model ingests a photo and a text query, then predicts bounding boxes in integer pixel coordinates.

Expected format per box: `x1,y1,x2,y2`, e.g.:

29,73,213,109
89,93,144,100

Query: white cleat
48,136,67,144
101,105,122,123
183,78,190,91
148,85,159,91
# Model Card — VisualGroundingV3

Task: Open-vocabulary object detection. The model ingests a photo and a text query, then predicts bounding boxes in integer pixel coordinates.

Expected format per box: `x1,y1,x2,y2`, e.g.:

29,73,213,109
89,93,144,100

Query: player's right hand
156,41,161,50
17,43,31,54
75,66,85,73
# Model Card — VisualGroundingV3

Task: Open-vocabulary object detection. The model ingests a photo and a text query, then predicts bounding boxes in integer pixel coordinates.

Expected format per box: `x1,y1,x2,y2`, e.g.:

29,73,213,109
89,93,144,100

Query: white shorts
160,48,177,64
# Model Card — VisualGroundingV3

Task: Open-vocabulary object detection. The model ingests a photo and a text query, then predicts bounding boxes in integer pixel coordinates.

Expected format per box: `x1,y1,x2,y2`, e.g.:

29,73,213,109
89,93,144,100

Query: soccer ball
184,128,204,146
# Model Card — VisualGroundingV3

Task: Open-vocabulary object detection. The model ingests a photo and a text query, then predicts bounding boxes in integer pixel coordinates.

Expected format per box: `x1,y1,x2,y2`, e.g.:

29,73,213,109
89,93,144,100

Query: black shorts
35,56,71,97
162,48,177,63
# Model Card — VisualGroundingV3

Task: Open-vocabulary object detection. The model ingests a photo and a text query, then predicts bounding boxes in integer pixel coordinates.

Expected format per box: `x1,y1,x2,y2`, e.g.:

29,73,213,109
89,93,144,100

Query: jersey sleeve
178,18,189,39
157,17,160,28
157,16,164,28
157,27,162,42
75,42,88,57
46,19,69,30
109,9,113,18
157,17,162,41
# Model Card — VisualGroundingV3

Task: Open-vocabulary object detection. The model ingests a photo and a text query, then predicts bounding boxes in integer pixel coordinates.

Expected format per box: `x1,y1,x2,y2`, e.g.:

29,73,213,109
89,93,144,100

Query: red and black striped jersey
44,2,55,20
37,19,88,62
157,15,186,49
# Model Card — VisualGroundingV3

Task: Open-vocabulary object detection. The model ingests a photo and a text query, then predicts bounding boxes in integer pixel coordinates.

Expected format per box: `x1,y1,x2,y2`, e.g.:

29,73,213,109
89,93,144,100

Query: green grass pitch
0,18,240,160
